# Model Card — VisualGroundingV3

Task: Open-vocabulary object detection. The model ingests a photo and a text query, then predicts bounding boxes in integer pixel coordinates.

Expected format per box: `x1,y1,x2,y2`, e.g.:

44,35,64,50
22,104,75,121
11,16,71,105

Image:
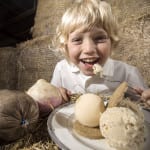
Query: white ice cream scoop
75,93,105,127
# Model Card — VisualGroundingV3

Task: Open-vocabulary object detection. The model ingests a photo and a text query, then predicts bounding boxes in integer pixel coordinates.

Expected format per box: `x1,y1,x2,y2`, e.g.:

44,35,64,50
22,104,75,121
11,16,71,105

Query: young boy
51,0,150,102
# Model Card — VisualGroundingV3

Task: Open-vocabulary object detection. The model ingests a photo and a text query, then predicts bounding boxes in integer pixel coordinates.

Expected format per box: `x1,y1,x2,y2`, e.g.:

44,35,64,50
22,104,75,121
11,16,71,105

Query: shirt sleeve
50,62,62,87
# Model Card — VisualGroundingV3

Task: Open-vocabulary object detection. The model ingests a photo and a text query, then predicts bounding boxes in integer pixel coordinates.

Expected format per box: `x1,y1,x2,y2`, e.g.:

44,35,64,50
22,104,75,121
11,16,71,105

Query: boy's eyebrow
93,28,107,33
91,30,108,37
94,30,107,34
69,31,83,37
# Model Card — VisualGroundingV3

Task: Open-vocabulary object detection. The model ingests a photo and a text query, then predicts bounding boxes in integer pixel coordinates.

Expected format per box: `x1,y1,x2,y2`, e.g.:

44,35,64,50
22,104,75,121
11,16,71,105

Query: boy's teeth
82,59,96,63
84,60,92,63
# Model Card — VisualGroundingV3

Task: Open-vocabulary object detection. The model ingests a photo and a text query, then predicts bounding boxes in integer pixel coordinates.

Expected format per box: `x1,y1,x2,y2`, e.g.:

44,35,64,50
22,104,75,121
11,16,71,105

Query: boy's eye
71,37,82,44
94,35,108,43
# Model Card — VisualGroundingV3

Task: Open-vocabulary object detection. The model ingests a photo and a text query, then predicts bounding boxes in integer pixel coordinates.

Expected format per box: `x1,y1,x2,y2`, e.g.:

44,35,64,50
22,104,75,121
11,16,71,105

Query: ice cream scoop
93,64,103,78
75,93,105,127
100,101,145,150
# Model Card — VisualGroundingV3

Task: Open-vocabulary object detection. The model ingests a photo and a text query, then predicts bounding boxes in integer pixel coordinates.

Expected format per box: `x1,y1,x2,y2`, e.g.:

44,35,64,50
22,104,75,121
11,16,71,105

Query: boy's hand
142,89,150,106
58,87,71,102
125,87,150,105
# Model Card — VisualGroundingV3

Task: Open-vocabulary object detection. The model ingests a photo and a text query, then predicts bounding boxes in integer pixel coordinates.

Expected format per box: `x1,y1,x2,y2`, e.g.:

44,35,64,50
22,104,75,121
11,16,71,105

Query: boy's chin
81,70,94,76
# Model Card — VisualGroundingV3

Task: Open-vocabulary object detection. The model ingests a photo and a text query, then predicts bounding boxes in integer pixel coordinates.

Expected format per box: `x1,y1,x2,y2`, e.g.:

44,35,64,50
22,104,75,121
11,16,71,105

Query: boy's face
67,26,111,76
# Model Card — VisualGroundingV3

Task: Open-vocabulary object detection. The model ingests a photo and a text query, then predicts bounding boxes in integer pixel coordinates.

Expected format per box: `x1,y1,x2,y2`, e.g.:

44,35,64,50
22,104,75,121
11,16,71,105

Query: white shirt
51,58,148,95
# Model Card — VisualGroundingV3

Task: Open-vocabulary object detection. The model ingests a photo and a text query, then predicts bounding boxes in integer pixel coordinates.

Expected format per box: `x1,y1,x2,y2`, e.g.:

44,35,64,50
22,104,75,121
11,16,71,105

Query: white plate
47,102,150,150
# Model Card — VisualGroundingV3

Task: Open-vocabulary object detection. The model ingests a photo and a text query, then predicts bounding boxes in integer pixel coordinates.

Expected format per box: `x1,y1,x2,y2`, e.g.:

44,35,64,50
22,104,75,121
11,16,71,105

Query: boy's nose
82,39,96,54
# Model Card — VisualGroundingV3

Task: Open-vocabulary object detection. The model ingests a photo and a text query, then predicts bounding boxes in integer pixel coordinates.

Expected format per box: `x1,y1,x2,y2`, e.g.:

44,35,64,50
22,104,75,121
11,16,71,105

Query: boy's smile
67,26,111,76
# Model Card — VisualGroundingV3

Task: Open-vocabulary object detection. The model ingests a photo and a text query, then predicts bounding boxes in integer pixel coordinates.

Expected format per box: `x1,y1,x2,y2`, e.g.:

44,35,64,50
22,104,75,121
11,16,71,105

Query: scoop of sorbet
75,93,105,127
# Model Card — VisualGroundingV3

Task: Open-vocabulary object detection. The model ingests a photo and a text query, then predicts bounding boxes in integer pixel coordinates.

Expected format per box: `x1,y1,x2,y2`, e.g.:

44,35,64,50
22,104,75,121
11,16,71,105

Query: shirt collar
103,58,114,77
69,63,80,72
69,58,114,77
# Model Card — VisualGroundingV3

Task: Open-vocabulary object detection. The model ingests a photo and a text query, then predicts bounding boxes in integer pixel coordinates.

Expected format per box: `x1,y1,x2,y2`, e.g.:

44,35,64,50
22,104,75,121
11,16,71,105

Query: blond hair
54,0,119,57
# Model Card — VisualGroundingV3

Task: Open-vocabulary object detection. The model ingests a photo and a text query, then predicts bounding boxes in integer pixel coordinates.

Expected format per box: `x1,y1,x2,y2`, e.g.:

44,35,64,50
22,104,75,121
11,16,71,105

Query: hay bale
16,35,62,91
0,47,18,89
108,0,150,85
32,0,74,38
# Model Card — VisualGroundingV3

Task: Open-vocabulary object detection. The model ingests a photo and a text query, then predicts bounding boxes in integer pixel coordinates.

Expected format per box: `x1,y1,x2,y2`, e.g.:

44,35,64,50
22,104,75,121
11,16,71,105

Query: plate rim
47,102,74,150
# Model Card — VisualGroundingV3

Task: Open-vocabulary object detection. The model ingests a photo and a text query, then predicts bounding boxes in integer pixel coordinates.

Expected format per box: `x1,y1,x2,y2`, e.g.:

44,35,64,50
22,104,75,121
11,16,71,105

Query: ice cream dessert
93,63,103,78
73,82,146,148
75,93,105,127
100,100,145,150
99,82,145,150
73,93,105,138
